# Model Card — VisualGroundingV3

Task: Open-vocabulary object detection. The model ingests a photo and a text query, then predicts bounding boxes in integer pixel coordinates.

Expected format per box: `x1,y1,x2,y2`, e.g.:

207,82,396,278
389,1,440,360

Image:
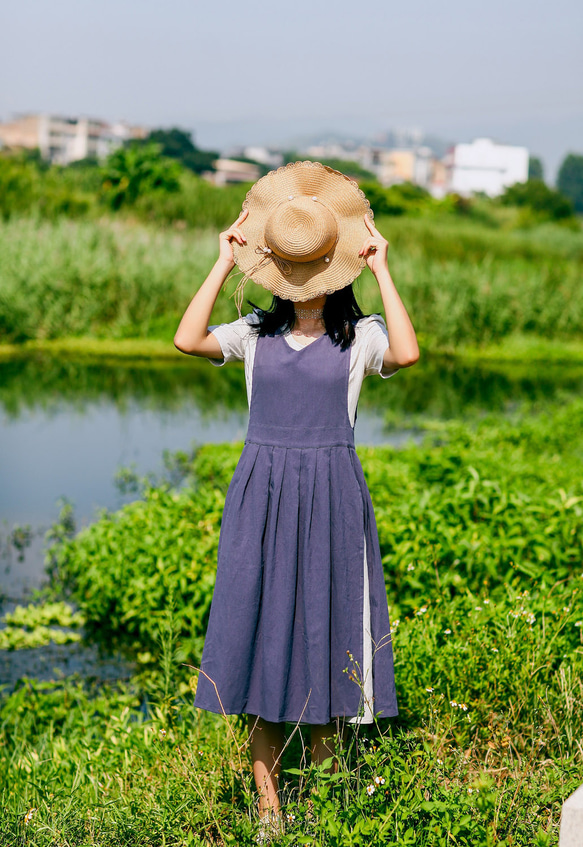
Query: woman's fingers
221,226,247,245
233,208,249,227
359,237,378,256
364,214,381,236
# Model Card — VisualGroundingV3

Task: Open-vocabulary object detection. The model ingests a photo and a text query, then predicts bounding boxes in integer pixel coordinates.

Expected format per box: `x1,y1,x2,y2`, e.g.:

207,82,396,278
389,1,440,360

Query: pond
2,349,582,685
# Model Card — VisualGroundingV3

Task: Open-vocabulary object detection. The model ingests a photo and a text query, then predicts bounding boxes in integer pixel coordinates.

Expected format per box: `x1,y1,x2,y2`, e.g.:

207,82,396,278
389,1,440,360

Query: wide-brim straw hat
232,161,373,307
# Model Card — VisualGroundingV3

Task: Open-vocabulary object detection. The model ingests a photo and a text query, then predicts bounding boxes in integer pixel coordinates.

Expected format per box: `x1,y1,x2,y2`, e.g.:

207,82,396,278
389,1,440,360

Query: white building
446,137,529,197
0,113,148,164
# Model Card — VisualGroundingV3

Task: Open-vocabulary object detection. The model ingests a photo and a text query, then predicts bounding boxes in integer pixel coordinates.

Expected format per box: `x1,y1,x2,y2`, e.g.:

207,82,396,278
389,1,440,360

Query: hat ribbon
229,246,292,317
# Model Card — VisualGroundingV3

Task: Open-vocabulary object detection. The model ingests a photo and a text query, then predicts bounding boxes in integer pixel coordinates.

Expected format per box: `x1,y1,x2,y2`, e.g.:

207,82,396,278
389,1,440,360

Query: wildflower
460,703,468,711
416,606,428,616
198,750,204,755
159,729,167,738
467,787,473,793
491,647,499,652
563,606,570,613
366,784,376,796
286,812,296,822
407,562,415,571
450,700,458,707
526,612,535,625
475,606,482,611
483,598,490,605
426,687,434,693
444,629,452,634
24,808,37,826
575,621,582,627
374,776,386,786
390,619,400,634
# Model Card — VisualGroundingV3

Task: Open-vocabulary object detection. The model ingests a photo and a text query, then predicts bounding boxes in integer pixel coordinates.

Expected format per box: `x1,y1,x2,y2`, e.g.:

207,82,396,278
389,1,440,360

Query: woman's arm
359,215,420,370
173,210,248,357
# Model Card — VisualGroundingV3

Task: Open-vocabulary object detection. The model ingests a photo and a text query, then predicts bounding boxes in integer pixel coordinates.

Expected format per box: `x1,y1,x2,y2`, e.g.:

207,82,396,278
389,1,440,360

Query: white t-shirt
208,313,398,427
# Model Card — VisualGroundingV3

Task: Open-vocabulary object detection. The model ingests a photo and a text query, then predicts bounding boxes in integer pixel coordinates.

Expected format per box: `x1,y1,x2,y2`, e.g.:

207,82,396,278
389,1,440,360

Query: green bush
498,179,575,222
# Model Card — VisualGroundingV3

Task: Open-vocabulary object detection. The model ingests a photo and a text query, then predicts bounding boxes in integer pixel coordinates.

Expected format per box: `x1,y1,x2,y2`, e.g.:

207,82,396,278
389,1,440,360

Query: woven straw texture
232,161,373,302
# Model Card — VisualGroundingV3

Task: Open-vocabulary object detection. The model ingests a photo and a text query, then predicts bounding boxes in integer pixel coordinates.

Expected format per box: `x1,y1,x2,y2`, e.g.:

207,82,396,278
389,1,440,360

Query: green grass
1,213,582,348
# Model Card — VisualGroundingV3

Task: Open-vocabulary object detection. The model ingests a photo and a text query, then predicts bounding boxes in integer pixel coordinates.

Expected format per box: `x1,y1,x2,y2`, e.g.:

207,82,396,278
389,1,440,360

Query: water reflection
3,351,582,422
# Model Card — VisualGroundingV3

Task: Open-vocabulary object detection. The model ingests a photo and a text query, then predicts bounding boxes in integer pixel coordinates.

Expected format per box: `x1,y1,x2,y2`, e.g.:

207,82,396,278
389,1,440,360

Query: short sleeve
207,313,259,367
361,314,399,379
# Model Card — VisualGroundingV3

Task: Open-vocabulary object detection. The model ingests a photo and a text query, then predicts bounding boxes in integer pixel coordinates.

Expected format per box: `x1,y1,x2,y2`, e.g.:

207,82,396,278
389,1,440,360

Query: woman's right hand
218,209,249,268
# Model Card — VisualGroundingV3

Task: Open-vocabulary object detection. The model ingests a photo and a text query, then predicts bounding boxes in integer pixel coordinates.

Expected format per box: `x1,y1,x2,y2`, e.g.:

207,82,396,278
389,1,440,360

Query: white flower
444,629,452,634
526,613,535,625
416,606,428,616
24,808,37,826
450,700,458,707
390,619,400,634
483,598,490,605
460,703,468,711
491,647,499,652
286,813,296,822
366,784,376,795
374,776,386,785
407,562,415,571
426,687,434,693
475,606,482,611
575,621,582,627
159,729,167,738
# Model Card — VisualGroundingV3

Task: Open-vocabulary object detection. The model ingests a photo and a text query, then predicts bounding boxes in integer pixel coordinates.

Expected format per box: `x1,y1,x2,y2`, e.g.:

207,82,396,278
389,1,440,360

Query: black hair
248,284,367,350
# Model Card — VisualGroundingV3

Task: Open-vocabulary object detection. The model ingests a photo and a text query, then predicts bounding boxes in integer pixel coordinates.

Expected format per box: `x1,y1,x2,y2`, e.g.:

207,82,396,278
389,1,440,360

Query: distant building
445,137,529,197
357,146,434,189
210,158,261,185
241,146,283,169
0,112,148,164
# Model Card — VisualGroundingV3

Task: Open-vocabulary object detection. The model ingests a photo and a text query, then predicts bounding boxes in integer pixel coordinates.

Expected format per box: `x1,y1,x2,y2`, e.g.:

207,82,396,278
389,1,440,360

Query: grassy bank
3,332,583,365
1,214,582,348
1,399,581,844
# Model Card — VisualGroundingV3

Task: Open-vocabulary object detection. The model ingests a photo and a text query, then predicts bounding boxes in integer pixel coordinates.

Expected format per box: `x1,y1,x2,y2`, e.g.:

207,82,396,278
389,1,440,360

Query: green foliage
557,152,583,213
44,401,583,658
132,168,249,228
0,601,84,650
145,126,219,174
498,179,575,222
1,399,581,844
528,156,544,181
0,154,37,220
360,180,435,216
100,141,182,210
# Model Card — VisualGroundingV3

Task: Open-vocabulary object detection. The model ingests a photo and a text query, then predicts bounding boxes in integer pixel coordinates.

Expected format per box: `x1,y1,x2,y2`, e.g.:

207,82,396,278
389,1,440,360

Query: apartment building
0,113,148,164
445,137,529,197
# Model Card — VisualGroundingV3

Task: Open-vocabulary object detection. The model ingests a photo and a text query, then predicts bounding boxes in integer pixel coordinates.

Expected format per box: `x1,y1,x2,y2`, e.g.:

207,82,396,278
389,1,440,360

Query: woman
174,162,419,834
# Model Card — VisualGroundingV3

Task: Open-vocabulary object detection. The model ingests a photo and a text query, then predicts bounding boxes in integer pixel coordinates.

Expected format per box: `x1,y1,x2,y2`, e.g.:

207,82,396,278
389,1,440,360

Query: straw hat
232,161,373,306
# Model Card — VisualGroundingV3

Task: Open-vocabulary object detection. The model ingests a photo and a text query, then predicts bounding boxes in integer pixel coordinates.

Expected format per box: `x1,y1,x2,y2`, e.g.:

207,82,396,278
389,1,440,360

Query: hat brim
232,161,373,302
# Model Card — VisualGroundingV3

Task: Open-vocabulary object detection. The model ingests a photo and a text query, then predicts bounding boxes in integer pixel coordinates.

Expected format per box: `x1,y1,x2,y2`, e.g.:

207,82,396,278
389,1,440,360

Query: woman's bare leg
247,715,286,817
310,718,349,772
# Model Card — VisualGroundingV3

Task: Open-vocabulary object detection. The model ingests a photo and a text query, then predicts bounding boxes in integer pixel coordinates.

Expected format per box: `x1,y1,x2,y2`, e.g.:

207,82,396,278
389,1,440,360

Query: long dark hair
248,285,367,350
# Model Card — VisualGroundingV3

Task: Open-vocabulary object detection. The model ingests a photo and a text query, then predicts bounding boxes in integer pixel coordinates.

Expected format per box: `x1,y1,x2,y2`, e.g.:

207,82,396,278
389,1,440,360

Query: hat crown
264,196,337,264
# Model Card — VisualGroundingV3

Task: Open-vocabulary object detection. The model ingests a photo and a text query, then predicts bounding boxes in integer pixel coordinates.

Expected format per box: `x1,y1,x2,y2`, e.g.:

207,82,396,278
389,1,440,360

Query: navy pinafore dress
194,330,398,725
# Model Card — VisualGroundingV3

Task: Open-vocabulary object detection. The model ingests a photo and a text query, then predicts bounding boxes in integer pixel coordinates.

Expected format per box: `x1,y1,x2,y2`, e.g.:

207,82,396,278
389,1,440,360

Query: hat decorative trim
230,161,373,313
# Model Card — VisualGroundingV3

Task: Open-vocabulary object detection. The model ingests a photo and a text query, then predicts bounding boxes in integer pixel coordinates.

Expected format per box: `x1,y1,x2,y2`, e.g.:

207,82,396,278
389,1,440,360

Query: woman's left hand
359,215,389,275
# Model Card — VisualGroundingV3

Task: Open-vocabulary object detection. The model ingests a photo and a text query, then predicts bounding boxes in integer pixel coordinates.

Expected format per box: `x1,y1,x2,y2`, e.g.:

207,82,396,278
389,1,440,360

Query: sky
1,0,582,183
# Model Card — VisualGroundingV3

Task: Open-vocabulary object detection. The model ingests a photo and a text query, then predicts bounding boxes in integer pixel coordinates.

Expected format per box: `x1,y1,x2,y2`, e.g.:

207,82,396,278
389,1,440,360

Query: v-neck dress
193,314,399,725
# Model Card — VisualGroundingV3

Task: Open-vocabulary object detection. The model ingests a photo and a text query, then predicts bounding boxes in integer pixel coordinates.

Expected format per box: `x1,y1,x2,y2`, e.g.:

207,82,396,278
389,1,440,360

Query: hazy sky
1,0,581,181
